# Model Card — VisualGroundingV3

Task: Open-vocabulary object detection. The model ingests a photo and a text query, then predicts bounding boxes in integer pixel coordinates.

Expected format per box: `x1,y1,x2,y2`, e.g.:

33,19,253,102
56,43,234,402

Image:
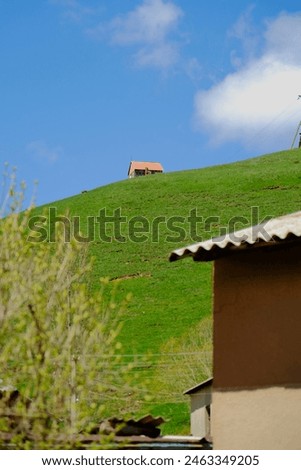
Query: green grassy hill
37,149,301,434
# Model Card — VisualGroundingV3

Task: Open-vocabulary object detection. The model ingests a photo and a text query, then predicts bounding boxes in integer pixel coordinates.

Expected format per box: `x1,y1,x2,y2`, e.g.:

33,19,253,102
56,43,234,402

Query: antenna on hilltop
291,95,301,149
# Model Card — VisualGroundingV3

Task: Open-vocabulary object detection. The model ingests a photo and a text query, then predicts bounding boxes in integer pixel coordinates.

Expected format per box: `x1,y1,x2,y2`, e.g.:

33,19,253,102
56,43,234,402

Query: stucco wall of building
213,242,301,389
212,242,301,449
212,387,301,449
190,388,211,438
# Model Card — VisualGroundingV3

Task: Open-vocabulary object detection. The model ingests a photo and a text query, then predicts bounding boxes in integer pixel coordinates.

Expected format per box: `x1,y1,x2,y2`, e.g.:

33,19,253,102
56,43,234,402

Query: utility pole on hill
291,96,301,149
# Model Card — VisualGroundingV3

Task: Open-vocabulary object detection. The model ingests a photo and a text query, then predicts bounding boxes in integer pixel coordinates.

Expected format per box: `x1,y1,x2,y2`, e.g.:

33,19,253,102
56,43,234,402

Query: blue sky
2,0,301,205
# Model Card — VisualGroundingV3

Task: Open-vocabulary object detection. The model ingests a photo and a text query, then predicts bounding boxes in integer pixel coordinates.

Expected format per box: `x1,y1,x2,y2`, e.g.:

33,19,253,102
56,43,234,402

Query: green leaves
0,178,135,449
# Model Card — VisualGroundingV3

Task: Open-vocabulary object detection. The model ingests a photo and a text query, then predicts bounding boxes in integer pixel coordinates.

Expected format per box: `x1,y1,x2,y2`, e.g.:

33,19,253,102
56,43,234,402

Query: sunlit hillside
36,149,301,433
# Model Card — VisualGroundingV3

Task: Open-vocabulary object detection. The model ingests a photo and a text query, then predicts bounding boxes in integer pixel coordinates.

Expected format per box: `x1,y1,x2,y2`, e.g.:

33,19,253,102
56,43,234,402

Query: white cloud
264,12,301,64
185,57,203,82
109,0,182,45
229,4,256,40
50,0,98,23
27,141,63,163
195,11,301,151
134,42,179,69
88,0,183,69
228,4,259,68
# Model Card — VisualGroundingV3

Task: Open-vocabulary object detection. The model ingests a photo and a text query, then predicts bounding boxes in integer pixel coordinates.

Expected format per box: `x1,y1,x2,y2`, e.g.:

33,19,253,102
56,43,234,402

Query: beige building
170,211,301,450
128,161,163,178
184,378,212,440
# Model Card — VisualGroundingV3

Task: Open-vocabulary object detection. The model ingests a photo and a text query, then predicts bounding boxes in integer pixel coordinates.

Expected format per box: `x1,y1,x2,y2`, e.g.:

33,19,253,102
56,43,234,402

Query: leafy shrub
0,169,134,449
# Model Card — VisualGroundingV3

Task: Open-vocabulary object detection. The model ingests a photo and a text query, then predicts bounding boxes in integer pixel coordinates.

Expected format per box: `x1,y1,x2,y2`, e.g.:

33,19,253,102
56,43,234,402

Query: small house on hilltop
170,211,301,450
128,161,163,178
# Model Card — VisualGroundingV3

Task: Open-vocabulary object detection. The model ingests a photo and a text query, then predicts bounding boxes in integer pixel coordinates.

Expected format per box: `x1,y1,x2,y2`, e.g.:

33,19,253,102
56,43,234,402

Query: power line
84,351,212,358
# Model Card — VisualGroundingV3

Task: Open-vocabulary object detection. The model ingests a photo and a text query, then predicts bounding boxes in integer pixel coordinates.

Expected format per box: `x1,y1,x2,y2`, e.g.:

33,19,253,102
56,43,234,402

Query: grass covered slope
47,149,301,349
39,149,301,433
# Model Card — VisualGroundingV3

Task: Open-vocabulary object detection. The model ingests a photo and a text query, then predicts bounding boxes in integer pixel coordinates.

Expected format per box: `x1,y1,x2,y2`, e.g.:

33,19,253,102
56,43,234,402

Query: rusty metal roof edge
184,377,213,395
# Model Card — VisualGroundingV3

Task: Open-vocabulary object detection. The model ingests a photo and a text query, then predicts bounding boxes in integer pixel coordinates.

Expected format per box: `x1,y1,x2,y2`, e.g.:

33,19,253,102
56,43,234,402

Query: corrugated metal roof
184,377,213,395
170,211,301,262
128,161,163,175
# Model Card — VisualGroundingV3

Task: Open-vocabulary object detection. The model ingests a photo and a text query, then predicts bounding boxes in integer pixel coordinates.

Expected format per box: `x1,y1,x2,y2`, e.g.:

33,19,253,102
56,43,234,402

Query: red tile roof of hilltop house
128,161,163,176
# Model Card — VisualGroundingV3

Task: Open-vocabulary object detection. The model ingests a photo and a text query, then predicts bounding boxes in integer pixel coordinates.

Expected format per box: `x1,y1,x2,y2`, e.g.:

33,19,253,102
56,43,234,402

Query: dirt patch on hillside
109,272,152,282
